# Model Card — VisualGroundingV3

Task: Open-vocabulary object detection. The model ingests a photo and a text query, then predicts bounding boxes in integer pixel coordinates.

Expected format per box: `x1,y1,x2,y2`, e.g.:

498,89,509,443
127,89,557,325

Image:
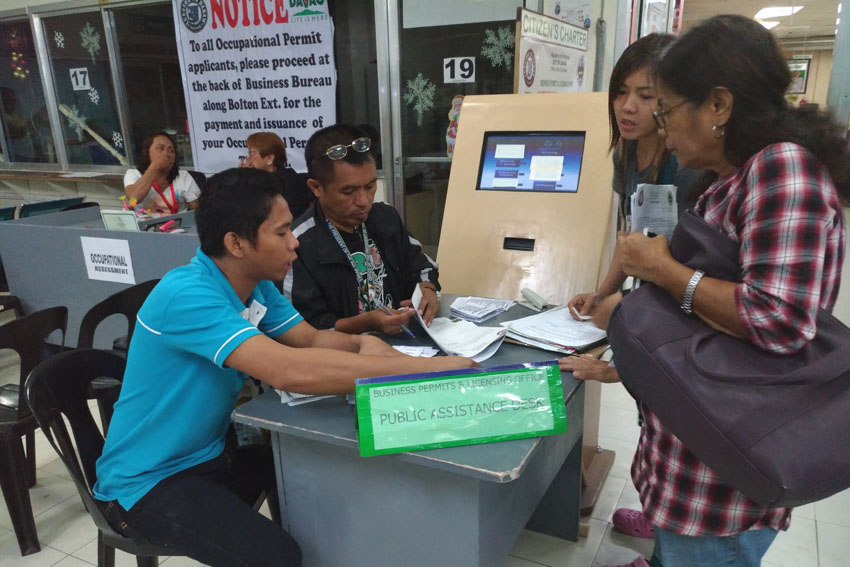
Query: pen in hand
375,301,416,339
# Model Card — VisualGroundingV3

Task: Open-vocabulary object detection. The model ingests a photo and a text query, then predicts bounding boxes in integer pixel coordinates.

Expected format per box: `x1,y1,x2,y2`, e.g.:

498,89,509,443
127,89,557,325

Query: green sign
355,362,567,457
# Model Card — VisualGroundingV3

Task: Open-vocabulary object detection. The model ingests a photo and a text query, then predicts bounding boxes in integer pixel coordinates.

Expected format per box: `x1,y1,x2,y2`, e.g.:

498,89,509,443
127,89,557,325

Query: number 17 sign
444,57,475,84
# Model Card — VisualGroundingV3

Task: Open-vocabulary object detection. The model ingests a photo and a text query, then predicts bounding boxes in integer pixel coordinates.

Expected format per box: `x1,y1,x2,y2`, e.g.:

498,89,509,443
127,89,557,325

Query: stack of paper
411,287,505,362
393,345,440,357
275,390,336,406
449,296,515,323
502,306,607,355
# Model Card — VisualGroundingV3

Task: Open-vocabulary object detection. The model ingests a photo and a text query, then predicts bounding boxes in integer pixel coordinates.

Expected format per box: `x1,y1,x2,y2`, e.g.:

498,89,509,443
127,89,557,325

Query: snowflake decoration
65,105,86,141
402,73,436,127
112,131,124,150
88,87,100,105
79,22,101,63
481,26,515,72
54,31,65,49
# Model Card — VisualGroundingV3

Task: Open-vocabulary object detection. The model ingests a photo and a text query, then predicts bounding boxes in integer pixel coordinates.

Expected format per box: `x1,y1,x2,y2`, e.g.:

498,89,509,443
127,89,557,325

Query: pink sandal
605,557,650,567
612,508,654,539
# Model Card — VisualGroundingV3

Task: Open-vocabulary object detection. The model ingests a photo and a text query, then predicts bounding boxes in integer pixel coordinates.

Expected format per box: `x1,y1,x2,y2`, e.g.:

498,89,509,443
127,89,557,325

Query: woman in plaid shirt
564,14,850,567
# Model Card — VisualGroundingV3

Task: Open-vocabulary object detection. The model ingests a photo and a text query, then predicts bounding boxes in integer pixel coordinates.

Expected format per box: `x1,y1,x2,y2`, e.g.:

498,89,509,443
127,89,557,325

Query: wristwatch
681,269,705,315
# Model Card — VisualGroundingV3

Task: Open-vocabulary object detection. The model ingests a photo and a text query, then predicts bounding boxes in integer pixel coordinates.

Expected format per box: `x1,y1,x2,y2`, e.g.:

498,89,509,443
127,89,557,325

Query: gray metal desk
234,303,585,567
0,208,198,347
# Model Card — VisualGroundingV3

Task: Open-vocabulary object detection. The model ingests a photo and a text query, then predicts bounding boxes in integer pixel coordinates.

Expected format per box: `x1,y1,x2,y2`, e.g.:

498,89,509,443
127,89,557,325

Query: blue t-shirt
94,249,302,509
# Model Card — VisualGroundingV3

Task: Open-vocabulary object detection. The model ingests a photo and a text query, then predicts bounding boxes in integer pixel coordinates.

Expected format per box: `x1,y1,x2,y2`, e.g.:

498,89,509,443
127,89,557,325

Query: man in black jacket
283,124,440,335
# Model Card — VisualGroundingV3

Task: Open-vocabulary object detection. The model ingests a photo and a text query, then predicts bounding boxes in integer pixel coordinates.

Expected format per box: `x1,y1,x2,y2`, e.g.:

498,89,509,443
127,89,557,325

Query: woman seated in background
240,131,313,219
124,131,200,215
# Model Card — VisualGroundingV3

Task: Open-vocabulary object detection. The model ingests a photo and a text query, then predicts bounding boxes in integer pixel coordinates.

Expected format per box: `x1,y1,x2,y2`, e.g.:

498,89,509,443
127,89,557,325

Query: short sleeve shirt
123,169,201,215
94,249,302,509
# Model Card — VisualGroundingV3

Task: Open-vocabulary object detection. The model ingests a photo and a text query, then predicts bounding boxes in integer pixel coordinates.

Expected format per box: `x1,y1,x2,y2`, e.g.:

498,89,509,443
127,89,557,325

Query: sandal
605,557,650,567
612,508,654,539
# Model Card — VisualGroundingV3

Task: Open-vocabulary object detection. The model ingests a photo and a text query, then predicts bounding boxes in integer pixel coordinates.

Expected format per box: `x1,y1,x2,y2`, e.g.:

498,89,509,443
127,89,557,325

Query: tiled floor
0,348,847,566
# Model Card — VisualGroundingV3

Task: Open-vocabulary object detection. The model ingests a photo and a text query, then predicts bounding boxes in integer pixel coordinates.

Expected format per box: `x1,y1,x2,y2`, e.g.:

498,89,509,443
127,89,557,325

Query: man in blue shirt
94,167,474,567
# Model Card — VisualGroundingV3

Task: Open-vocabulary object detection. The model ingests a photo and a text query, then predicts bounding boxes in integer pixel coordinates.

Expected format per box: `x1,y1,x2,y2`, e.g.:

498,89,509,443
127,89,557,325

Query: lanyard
152,181,178,215
325,218,376,311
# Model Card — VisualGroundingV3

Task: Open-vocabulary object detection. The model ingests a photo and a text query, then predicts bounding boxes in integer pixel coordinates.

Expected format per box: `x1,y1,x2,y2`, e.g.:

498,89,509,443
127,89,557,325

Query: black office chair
61,201,100,212
77,279,159,429
19,197,85,218
25,348,173,567
0,305,67,556
186,170,206,189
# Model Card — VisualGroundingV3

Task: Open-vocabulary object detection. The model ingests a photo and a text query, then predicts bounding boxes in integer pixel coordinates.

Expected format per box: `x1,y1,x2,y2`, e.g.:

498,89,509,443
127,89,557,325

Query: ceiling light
758,20,781,29
754,6,804,19
838,3,842,14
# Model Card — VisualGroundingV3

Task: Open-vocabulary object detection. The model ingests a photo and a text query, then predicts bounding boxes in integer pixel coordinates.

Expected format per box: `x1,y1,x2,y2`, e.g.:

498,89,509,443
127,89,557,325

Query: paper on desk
411,286,505,362
393,345,440,357
275,389,335,406
502,306,606,352
449,296,515,323
630,183,678,240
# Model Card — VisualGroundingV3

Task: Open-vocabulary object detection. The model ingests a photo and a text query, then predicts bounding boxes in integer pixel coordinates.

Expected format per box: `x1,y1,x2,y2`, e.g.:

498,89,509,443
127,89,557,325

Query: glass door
387,0,523,258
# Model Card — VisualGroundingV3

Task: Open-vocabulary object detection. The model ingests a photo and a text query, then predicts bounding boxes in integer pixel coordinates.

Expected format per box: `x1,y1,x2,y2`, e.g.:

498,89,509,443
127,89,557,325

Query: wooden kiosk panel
437,92,613,306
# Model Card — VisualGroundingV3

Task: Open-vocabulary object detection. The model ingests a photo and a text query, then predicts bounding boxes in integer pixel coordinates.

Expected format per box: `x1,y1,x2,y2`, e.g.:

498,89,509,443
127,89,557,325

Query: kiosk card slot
503,237,535,251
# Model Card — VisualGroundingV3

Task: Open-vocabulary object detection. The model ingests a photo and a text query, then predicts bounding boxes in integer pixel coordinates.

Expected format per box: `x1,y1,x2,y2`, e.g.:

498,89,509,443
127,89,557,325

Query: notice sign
355,362,567,457
80,236,136,284
173,0,337,173
516,8,588,94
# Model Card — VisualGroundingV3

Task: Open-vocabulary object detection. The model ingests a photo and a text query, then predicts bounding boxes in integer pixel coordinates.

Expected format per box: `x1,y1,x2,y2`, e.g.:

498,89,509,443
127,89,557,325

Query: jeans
99,442,301,567
650,525,778,567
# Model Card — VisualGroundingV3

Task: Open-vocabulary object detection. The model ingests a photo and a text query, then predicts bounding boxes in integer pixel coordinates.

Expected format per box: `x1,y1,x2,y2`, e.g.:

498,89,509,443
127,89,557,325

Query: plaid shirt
633,142,846,536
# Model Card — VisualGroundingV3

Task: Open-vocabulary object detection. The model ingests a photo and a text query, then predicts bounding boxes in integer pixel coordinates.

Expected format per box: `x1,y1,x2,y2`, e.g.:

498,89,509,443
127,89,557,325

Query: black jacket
283,201,439,329
276,167,313,219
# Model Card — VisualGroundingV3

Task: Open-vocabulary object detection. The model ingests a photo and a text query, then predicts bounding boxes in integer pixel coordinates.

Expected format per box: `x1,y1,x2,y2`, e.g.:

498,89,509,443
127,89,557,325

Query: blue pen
375,300,415,339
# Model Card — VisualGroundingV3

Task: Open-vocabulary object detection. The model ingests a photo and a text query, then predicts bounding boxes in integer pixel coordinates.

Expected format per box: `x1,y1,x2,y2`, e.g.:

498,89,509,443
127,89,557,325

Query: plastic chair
77,279,159,351
77,279,158,430
25,348,171,567
0,205,24,318
0,305,67,556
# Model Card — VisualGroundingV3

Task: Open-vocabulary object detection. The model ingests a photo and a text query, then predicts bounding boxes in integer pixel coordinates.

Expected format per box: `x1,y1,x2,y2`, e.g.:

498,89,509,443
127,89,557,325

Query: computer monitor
476,131,585,193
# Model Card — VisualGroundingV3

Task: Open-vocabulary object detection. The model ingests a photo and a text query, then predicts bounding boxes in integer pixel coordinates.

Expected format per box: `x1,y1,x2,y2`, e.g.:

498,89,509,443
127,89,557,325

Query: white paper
503,306,606,351
411,286,506,361
80,236,136,284
450,296,515,323
275,389,335,406
630,183,678,240
393,345,440,357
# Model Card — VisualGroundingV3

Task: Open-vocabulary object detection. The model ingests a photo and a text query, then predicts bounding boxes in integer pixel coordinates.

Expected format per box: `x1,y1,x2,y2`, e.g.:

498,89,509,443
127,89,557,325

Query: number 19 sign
444,57,475,84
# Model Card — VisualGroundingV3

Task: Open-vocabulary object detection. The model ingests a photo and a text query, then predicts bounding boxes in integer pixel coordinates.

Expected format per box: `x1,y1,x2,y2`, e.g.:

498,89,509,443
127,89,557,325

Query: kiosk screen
476,131,585,193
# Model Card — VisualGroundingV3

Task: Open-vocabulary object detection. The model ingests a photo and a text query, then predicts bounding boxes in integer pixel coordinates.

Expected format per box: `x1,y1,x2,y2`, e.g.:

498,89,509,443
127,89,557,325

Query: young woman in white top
124,132,200,215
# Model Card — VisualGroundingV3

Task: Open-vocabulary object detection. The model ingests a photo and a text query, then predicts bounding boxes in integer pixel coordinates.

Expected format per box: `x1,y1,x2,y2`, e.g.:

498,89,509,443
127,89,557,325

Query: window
0,19,56,164
111,3,192,167
42,12,127,166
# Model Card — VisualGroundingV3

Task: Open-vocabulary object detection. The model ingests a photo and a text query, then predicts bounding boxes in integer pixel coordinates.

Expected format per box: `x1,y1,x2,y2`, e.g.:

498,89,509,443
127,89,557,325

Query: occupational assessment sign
355,361,567,457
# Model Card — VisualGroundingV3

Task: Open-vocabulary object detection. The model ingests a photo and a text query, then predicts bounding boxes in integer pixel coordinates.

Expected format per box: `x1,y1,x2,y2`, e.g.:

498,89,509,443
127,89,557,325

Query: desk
0,207,199,347
233,302,584,567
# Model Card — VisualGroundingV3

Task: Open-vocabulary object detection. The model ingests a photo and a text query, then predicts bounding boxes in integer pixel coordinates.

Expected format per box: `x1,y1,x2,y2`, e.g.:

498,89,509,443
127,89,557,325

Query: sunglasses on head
321,137,371,160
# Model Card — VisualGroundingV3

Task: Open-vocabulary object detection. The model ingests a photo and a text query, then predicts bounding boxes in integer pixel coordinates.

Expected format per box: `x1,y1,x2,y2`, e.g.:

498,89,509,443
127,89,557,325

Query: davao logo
522,49,536,88
290,0,326,18
181,0,208,32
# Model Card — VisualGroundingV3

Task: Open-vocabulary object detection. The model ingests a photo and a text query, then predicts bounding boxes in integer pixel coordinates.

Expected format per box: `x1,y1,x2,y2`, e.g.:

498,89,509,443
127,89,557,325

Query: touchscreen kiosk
477,131,585,193
437,92,614,306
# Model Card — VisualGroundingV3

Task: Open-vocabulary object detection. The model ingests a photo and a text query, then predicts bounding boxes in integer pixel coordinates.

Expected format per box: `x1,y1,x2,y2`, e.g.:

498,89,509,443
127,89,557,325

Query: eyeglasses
321,137,371,160
653,99,691,129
